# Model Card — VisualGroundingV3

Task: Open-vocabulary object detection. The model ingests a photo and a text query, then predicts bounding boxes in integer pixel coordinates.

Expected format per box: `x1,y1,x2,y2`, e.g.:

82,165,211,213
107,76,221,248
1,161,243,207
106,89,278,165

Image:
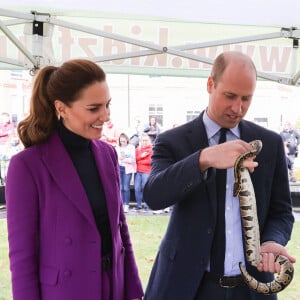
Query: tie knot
218,128,228,144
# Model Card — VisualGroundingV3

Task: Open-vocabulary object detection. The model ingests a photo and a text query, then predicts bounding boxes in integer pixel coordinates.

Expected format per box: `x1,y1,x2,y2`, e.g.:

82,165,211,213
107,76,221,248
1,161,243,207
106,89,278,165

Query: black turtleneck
58,121,112,256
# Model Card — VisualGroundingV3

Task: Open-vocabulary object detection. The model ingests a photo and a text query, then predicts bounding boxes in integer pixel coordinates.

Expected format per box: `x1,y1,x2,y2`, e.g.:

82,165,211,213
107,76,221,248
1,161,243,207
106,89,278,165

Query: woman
101,119,120,147
134,133,153,210
116,133,136,213
5,59,143,300
146,116,160,144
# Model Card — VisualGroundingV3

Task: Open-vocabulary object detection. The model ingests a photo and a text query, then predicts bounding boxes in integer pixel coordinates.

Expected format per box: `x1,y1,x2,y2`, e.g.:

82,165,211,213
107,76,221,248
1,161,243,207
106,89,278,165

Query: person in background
133,133,153,211
5,59,143,300
0,112,14,147
129,115,148,148
116,133,136,213
101,119,120,147
0,112,17,184
284,141,293,173
143,51,295,300
145,116,161,144
134,115,148,137
280,121,300,182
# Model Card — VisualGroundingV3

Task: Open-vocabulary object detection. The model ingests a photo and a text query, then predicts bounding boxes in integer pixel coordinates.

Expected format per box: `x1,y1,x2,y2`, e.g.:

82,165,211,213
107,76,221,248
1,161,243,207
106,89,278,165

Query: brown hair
118,133,130,146
18,59,106,148
211,51,257,87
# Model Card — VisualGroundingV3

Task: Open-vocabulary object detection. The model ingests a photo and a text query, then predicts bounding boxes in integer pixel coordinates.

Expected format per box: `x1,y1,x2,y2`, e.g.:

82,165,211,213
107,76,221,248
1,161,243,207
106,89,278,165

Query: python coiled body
233,140,294,294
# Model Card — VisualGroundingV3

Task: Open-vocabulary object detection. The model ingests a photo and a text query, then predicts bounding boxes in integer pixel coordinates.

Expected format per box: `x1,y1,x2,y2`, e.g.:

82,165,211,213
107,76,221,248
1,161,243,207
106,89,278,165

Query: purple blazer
6,132,143,300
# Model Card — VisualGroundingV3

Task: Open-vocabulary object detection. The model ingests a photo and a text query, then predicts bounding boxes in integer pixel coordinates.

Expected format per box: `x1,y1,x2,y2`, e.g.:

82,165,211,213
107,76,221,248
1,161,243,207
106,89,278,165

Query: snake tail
239,255,294,294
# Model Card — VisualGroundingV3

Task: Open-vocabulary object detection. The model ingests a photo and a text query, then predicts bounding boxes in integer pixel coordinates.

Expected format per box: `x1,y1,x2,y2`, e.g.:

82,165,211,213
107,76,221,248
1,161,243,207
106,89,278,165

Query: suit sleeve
144,133,208,210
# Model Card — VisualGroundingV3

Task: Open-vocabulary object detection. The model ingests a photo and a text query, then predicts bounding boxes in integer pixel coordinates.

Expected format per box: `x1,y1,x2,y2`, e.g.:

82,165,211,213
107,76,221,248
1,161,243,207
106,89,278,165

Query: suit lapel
187,112,217,219
186,112,210,152
42,133,96,228
239,120,257,142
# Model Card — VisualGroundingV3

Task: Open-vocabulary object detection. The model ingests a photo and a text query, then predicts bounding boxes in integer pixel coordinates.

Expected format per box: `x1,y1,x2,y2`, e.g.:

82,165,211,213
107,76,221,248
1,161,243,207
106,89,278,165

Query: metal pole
127,74,131,128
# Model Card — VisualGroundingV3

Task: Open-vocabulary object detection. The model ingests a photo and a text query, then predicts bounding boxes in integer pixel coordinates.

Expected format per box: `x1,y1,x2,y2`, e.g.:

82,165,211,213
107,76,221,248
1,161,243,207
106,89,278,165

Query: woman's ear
54,100,66,119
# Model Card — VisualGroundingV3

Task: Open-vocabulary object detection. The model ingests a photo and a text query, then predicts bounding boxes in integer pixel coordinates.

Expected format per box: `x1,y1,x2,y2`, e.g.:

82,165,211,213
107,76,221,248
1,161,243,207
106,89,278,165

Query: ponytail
18,66,59,148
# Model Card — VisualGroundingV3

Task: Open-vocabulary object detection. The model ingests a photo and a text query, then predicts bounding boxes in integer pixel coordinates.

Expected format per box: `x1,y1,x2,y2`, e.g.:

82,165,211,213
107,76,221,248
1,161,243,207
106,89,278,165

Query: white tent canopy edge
1,0,300,27
0,4,300,85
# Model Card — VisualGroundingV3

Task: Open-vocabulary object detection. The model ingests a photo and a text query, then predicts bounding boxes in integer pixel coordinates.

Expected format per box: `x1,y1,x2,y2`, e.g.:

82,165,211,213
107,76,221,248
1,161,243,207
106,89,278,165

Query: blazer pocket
40,265,59,286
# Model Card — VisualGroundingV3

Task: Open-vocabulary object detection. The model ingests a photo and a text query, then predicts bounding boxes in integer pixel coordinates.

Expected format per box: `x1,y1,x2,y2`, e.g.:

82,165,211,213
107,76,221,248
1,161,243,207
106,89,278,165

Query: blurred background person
0,112,17,185
280,121,300,182
101,119,120,147
116,133,136,212
0,112,14,147
145,116,161,144
129,115,148,148
134,133,153,211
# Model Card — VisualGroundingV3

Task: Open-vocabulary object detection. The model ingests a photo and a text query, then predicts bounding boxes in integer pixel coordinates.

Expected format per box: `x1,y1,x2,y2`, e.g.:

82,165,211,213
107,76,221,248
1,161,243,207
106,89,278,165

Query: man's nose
231,99,242,114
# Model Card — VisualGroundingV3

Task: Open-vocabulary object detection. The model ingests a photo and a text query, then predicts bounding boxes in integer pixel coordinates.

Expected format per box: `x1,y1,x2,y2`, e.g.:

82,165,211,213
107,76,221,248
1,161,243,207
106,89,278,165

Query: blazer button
207,228,213,235
63,270,72,277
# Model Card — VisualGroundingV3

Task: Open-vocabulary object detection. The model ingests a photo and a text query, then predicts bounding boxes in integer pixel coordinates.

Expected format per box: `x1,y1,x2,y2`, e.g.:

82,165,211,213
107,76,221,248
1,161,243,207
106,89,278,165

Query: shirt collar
203,110,240,139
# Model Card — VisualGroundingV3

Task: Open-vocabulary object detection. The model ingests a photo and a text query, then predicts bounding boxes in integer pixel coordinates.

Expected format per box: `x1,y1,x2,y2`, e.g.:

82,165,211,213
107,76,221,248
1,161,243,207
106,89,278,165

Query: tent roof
1,0,300,27
0,1,299,85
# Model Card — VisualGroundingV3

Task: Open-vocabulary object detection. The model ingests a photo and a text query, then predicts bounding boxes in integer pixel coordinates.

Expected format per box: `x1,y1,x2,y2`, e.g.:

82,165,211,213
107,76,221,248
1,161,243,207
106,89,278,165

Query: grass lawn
0,216,299,300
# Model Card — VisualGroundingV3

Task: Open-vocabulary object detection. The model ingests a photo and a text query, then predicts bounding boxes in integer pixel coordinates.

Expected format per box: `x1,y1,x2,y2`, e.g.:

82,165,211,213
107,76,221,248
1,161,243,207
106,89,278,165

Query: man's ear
207,76,214,94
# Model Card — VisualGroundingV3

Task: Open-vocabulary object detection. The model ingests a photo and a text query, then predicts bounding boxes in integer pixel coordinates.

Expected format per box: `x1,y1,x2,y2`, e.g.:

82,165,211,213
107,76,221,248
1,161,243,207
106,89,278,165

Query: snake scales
233,140,294,294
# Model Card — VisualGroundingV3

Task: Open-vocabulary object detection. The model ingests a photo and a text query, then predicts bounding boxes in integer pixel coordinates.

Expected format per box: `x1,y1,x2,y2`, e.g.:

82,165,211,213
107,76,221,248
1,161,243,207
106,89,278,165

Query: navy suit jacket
143,112,294,300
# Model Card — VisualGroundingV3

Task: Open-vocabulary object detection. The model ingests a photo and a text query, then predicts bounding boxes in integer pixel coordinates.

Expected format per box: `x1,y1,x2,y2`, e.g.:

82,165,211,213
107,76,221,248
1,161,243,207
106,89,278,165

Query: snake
233,140,294,294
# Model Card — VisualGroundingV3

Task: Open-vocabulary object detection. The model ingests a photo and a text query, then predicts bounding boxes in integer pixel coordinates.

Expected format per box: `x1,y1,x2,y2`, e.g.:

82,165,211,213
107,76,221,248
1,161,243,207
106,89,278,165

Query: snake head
233,140,262,197
249,140,263,155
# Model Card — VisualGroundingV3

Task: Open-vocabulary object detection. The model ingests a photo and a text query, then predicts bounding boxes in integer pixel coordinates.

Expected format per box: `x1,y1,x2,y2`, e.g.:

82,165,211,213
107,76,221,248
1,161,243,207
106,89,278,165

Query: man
280,121,300,182
143,51,295,300
129,115,148,148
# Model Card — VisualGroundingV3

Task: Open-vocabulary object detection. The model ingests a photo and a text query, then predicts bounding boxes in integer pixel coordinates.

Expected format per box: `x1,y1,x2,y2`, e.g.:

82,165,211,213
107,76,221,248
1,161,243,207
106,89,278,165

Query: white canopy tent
0,0,300,85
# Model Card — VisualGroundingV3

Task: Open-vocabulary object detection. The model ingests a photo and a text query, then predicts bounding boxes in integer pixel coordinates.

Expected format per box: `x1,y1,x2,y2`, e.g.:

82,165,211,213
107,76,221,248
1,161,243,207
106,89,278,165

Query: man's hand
257,242,296,273
199,140,258,172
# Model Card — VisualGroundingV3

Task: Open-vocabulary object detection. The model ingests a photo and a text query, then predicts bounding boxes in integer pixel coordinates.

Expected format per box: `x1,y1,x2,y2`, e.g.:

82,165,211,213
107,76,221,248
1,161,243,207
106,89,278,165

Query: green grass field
0,216,299,300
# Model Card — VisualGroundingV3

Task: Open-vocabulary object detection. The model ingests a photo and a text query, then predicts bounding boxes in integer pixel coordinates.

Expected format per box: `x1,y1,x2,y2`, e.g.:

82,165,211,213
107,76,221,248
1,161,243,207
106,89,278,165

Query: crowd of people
115,132,153,213
100,115,174,214
280,121,300,182
103,116,163,213
0,112,22,185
